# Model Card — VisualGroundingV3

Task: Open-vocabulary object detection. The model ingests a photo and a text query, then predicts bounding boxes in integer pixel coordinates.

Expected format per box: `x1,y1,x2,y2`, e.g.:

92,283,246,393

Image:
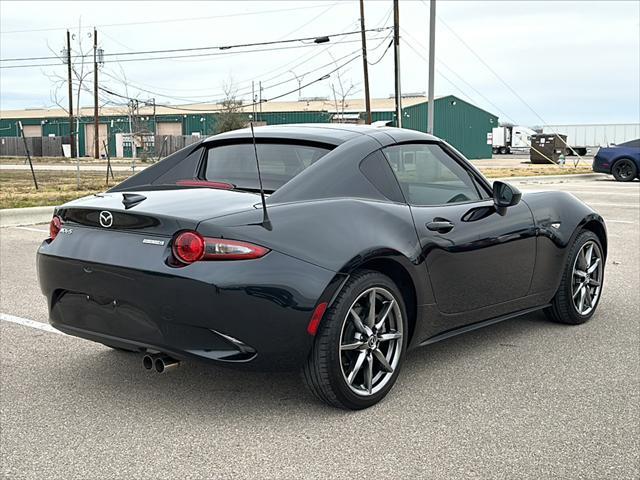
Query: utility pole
359,0,372,124
252,81,256,120
427,0,436,134
393,0,402,128
259,81,263,121
93,28,99,159
66,30,75,158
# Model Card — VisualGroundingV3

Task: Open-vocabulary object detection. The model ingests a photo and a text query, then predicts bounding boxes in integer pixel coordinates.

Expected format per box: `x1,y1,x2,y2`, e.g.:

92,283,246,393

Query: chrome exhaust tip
154,355,180,373
142,354,155,370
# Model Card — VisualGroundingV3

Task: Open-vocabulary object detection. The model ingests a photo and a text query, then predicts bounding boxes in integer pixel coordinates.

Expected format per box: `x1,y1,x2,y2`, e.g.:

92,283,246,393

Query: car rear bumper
37,242,340,370
592,155,611,174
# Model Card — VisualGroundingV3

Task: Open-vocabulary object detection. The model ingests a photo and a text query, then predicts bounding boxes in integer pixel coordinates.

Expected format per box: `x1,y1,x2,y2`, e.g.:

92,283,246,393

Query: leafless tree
45,19,101,187
330,68,356,123
215,79,247,134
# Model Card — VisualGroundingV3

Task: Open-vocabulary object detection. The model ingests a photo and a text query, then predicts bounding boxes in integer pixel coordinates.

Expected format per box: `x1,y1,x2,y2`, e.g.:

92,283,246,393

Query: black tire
499,147,507,154
545,230,604,325
302,270,408,410
611,158,637,182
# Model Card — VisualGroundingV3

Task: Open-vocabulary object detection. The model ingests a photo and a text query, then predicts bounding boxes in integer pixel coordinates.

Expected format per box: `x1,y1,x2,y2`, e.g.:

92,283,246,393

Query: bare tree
330,68,356,123
45,20,97,187
215,79,247,134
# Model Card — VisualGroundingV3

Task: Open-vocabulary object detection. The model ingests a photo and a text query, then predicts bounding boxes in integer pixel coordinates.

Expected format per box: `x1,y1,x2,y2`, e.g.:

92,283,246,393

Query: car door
382,142,536,318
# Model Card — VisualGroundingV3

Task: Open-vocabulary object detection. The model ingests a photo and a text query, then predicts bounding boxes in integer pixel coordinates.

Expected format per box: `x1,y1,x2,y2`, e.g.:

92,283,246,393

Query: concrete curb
492,173,607,183
0,206,55,228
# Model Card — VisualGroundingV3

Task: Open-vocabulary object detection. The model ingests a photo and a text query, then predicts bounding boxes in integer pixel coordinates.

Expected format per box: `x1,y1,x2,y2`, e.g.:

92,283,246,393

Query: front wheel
545,231,604,325
611,158,637,182
303,270,408,410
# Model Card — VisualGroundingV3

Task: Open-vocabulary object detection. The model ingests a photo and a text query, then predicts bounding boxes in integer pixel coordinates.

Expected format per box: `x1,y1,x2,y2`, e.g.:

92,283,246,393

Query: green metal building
0,95,498,159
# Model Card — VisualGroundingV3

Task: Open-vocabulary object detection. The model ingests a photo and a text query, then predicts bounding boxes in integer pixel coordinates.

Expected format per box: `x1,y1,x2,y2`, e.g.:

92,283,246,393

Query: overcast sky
1,0,639,126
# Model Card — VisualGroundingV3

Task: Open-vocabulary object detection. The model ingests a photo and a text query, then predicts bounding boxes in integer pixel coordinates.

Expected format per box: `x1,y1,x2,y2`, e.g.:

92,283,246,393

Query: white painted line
586,203,640,208
12,226,49,233
606,220,637,224
0,313,67,335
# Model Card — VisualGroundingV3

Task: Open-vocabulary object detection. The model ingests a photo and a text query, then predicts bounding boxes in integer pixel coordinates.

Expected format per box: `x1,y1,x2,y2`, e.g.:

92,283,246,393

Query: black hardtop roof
204,123,439,146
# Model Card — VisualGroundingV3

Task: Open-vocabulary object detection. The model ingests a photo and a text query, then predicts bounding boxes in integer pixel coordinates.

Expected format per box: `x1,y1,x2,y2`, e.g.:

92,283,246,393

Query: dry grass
0,170,131,209
479,165,593,178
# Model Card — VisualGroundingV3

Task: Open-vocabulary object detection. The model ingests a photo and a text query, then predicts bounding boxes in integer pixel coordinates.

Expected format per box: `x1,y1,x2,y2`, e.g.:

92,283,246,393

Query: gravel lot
1,175,638,479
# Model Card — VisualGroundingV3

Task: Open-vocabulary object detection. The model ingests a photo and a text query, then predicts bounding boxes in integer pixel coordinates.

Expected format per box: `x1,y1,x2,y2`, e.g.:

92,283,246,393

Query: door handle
426,220,454,233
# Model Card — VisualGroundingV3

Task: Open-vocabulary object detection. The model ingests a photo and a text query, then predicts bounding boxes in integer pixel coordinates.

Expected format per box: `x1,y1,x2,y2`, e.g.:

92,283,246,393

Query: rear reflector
49,215,62,240
307,302,328,336
172,231,270,264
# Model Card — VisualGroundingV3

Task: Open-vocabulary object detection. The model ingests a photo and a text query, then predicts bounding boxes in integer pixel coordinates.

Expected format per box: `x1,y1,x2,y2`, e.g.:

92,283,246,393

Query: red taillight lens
172,231,205,264
49,215,62,240
172,231,270,264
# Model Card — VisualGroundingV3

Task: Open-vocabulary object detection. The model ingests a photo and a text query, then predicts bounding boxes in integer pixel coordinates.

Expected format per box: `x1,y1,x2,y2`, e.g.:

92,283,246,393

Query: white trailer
491,125,537,154
542,124,640,149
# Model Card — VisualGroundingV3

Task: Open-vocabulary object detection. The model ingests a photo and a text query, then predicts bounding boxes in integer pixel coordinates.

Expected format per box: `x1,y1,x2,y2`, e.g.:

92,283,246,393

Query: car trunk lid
57,188,261,236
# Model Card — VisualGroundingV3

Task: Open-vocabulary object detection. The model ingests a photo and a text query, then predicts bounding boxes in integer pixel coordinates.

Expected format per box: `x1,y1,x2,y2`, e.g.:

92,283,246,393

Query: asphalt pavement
1,175,638,479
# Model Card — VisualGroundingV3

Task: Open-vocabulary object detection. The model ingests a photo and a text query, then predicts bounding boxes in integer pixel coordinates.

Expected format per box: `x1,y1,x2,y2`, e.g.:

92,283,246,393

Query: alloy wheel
339,287,403,396
571,240,603,315
613,160,634,180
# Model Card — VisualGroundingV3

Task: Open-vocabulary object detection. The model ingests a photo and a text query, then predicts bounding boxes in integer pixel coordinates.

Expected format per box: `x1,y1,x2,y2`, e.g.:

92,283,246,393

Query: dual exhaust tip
142,353,180,373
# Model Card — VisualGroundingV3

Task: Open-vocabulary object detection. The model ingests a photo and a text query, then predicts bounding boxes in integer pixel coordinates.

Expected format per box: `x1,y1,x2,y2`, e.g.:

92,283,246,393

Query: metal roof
0,96,430,120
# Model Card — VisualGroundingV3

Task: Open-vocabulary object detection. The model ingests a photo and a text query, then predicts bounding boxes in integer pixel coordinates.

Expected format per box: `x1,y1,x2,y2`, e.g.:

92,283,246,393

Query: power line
0,27,391,64
92,8,392,97
98,55,360,113
433,9,586,162
0,38,385,70
100,48,364,104
0,3,344,34
401,27,517,123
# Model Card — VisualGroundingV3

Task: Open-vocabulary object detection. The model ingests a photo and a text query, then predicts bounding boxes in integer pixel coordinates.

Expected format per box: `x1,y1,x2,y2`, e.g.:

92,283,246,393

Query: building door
85,124,108,157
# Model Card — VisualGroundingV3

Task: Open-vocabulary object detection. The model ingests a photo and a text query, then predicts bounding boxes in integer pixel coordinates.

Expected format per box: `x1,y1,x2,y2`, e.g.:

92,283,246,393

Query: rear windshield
618,139,640,148
204,142,331,192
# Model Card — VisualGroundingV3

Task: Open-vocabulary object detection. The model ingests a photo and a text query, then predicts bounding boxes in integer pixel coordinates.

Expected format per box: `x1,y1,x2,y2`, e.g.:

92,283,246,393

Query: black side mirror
492,181,522,215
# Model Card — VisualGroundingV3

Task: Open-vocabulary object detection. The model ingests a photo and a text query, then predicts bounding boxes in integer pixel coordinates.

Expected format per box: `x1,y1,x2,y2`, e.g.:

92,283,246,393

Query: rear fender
523,192,607,296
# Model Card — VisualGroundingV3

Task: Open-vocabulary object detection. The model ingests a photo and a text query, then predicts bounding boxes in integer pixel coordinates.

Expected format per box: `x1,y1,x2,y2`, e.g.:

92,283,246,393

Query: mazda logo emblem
99,210,113,228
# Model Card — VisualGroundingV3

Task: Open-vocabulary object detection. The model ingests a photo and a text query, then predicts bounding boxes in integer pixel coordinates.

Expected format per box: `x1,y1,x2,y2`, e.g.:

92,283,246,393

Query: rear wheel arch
581,219,608,259
341,257,418,347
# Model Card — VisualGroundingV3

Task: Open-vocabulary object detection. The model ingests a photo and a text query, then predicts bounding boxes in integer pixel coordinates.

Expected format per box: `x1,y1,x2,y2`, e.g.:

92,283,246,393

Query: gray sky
1,0,639,126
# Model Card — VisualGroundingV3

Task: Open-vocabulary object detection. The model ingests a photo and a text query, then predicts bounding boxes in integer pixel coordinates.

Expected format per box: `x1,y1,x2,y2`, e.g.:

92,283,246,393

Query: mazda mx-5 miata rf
38,124,607,409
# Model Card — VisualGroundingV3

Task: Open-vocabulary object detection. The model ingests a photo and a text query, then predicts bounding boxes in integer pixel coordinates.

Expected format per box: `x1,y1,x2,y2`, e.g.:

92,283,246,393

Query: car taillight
173,231,206,263
172,231,269,264
49,215,62,240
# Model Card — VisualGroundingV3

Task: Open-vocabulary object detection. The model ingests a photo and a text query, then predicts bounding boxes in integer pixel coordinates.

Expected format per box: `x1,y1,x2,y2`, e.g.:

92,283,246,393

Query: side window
382,143,484,206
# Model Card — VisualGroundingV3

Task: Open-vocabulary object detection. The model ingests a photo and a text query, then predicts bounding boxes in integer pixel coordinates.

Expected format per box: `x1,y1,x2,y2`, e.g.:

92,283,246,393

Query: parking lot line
585,202,639,208
0,312,66,335
10,226,49,233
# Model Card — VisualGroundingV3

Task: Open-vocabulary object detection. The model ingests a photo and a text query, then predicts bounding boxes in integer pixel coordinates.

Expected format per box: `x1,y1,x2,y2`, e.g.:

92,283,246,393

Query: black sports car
38,124,607,409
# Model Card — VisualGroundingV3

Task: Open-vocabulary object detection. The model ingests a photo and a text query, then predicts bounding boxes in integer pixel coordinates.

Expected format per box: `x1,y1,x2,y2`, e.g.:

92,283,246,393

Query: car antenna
250,122,272,231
